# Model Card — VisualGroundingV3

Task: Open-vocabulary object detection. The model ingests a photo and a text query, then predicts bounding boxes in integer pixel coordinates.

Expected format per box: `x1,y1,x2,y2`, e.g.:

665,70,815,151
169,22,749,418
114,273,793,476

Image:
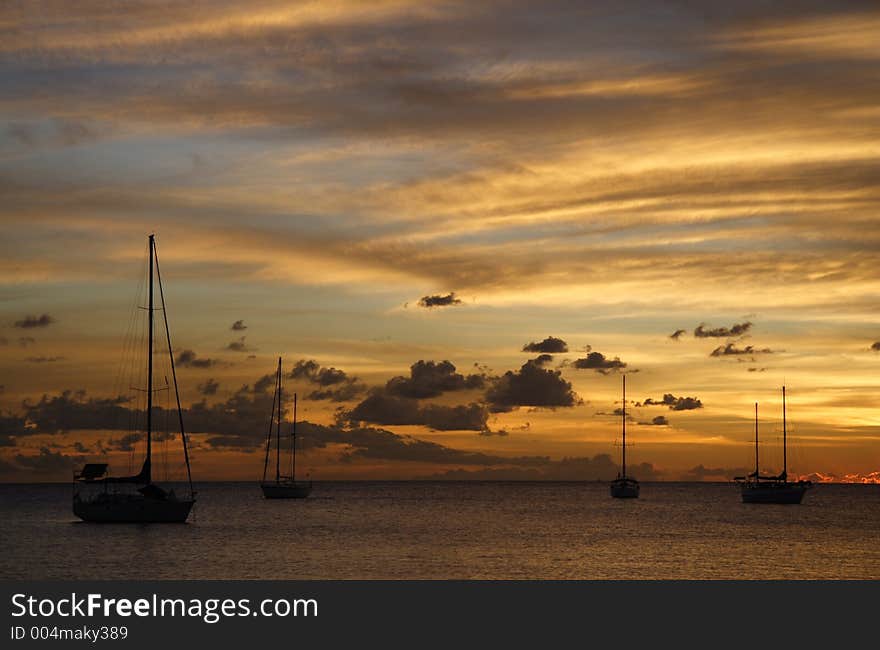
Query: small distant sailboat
73,234,196,523
260,358,312,499
734,386,811,504
610,375,639,499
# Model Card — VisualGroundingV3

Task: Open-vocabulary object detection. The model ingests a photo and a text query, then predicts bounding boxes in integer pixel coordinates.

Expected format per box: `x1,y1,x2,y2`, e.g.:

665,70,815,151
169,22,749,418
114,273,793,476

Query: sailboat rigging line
153,236,195,497
164,375,170,483
115,246,147,478
111,245,146,413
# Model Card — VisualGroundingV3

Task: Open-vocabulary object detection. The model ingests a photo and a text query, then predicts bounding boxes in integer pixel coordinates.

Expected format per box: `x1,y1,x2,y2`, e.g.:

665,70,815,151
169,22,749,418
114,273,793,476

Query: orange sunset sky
1,1,878,483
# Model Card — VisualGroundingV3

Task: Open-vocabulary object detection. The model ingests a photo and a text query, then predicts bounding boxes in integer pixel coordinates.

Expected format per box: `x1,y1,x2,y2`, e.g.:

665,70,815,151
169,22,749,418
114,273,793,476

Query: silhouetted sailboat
73,234,196,522
734,386,811,504
261,358,312,499
610,375,639,498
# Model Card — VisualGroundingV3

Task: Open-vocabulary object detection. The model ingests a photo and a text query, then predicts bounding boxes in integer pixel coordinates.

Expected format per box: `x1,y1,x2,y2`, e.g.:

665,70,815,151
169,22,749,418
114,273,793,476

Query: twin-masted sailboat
734,386,812,504
260,358,312,499
610,374,640,498
73,234,196,523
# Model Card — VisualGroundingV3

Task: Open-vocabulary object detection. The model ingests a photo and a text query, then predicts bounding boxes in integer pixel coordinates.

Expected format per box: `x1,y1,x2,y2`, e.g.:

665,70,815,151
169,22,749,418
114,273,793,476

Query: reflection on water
2,482,879,579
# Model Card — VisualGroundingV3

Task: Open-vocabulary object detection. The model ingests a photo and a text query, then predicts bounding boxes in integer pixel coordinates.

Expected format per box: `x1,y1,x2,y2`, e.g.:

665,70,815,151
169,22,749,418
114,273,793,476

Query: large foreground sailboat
610,375,640,499
73,234,195,523
734,386,811,504
260,358,312,499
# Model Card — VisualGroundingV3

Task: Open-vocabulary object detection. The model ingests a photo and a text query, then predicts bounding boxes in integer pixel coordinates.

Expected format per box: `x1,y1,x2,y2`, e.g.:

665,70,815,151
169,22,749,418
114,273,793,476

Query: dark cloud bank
486,359,579,412
345,393,488,431
341,359,488,429
385,360,485,399
0,386,621,480
0,347,637,479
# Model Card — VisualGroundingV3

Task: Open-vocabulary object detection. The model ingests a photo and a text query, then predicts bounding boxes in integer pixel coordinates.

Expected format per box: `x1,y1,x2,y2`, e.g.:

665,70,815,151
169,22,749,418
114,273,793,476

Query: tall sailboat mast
145,234,154,484
275,357,282,483
621,374,626,477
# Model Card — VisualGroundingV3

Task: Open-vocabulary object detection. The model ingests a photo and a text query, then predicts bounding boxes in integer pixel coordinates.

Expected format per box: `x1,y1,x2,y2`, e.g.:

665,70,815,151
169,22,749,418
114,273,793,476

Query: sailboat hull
73,496,194,523
610,478,640,499
740,482,808,504
261,482,312,499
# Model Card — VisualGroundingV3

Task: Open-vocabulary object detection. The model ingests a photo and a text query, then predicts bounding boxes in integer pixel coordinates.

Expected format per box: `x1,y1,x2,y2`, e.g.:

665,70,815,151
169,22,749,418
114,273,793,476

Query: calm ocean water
2,482,879,579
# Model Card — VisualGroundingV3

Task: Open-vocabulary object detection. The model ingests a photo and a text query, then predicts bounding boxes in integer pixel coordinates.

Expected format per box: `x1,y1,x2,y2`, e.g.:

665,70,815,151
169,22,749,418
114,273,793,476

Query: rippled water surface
2,482,879,579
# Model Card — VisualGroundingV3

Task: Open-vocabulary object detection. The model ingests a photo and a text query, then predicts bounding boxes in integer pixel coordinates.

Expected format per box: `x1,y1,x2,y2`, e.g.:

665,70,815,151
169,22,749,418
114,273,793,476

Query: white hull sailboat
260,358,312,499
610,375,640,499
73,234,196,523
734,387,811,504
